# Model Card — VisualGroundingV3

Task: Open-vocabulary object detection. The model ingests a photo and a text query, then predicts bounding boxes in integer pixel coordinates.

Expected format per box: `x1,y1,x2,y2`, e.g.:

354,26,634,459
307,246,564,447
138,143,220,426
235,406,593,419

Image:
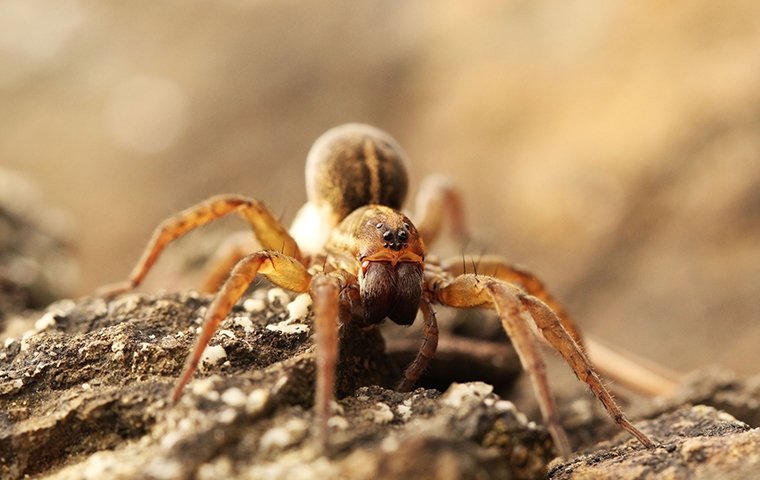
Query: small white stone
49,298,76,316
160,431,182,450
111,340,126,353
381,436,400,452
246,388,269,414
396,403,412,422
218,329,235,339
178,418,194,431
82,382,91,391
191,376,218,397
109,294,142,315
267,288,290,307
493,399,517,413
4,338,15,348
218,407,237,424
199,345,227,372
143,458,184,480
234,316,254,332
197,456,234,480
330,400,344,415
34,312,57,332
11,378,23,389
265,322,309,335
271,376,289,395
370,402,394,424
243,298,266,313
20,332,33,352
82,451,120,480
441,382,494,409
221,387,247,407
286,293,312,321
259,418,308,452
327,415,349,430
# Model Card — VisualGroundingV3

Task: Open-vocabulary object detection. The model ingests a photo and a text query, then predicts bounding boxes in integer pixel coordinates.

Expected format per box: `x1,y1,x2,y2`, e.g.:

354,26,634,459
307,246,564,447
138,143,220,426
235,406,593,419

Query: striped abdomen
305,123,410,224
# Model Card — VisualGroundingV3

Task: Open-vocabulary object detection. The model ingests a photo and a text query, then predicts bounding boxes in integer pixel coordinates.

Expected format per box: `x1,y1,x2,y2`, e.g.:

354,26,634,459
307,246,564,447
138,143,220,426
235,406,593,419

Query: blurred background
2,0,759,377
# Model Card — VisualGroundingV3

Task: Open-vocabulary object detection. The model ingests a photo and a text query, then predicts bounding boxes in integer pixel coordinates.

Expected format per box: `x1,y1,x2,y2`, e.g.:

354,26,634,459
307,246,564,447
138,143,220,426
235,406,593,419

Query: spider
100,123,655,457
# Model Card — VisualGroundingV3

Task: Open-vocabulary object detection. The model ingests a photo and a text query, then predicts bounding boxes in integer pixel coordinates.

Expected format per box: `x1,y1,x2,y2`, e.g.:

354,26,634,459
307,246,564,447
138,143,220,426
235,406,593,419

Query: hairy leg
431,273,655,456
397,299,439,392
99,194,302,295
310,272,343,448
172,251,311,403
412,174,468,248
519,294,655,449
200,231,256,293
441,255,583,346
442,256,679,397
431,274,571,457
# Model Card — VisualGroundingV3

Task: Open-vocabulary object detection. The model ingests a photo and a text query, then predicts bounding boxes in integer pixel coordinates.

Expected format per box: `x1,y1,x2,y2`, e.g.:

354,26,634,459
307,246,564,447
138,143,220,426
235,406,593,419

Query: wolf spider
101,123,655,457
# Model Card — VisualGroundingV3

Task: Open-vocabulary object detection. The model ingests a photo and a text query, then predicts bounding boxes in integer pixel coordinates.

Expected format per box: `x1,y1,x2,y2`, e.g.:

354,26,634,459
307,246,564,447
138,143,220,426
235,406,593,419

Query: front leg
431,274,571,457
518,293,655,449
442,255,680,397
397,299,439,392
172,251,311,402
431,274,654,457
99,194,302,295
309,272,343,448
441,255,583,346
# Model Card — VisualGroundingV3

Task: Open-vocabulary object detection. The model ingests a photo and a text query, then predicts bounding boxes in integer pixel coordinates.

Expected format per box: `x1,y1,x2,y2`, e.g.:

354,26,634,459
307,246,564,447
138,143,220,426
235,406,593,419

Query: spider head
326,205,426,326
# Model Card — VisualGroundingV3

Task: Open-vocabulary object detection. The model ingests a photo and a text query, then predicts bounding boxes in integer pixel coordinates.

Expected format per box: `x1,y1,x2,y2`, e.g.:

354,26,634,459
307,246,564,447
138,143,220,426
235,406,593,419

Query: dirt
0,288,758,479
0,291,552,479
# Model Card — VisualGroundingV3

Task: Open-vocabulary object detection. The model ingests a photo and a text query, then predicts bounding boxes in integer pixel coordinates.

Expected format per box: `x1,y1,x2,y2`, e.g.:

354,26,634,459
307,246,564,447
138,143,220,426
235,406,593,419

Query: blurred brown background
3,1,759,377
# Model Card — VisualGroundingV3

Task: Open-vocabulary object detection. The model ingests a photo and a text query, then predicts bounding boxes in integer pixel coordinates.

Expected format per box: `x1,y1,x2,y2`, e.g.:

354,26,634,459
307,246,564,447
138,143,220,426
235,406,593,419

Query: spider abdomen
305,124,410,223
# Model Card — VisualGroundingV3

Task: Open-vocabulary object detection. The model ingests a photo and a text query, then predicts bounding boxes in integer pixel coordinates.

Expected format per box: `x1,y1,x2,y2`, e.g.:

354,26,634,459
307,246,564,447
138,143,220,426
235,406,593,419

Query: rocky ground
1,286,759,479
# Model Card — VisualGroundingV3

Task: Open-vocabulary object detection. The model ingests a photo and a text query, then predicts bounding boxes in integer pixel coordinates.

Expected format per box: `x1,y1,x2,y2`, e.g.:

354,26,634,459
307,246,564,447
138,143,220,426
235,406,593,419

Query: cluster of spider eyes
375,222,410,250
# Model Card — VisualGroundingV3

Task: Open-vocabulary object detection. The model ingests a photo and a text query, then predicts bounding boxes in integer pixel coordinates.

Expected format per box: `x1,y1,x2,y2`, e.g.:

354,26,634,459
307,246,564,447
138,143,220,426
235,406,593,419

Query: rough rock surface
551,405,760,479
2,289,759,479
0,291,552,480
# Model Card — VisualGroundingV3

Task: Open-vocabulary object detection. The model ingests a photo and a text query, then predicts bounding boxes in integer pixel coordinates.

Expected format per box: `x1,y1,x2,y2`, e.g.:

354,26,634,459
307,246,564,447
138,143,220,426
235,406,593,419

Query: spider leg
200,231,256,293
441,255,679,397
431,274,571,457
519,294,655,449
397,298,439,392
99,194,302,296
441,255,582,346
309,272,343,447
412,175,469,247
172,251,311,403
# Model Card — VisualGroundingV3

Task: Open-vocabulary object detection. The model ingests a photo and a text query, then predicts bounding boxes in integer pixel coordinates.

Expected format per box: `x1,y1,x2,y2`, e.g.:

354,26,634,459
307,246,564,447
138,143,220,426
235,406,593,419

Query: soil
2,289,759,479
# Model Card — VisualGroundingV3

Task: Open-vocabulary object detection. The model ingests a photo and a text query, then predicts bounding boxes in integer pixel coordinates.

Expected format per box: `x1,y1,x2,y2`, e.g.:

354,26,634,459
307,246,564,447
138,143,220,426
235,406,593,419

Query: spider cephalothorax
100,123,658,458
327,205,425,326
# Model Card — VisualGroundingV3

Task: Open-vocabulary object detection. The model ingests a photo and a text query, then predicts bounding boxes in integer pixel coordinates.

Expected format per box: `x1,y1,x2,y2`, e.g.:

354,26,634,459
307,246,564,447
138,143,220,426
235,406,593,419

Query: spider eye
376,223,384,229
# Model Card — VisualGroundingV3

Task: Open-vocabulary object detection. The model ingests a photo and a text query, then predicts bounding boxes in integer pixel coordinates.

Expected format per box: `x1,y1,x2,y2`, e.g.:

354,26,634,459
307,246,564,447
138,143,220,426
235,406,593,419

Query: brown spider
100,123,655,457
